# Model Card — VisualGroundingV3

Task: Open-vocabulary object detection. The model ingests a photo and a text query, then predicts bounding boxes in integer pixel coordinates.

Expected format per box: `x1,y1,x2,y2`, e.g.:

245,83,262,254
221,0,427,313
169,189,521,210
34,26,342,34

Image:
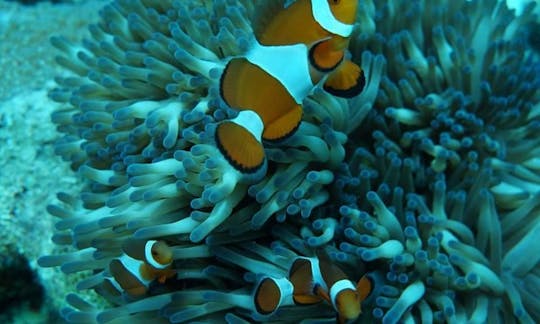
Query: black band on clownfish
322,58,366,98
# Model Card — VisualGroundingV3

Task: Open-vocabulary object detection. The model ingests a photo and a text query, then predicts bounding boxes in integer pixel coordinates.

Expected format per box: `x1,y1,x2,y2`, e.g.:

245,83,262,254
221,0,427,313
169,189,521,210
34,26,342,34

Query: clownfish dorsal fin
253,0,327,46
121,238,147,260
356,274,373,302
251,0,289,42
316,249,347,286
323,59,366,98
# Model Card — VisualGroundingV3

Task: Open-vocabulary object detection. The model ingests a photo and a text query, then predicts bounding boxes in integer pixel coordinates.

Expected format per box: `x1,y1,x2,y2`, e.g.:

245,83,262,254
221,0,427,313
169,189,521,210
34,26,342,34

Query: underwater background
1,0,540,323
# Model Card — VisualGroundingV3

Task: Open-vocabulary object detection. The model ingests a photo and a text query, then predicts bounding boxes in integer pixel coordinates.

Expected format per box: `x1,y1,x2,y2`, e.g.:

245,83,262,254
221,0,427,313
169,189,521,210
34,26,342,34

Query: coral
39,0,540,323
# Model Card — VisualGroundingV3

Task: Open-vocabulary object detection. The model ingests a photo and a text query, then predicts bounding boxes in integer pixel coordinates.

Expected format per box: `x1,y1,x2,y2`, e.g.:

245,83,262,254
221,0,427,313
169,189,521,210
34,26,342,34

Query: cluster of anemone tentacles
39,0,540,323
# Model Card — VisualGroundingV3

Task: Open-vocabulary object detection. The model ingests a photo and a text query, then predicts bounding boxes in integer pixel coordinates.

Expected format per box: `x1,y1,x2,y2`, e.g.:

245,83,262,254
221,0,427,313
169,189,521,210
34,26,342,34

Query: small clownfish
216,0,365,174
105,239,176,297
288,254,372,323
253,276,295,315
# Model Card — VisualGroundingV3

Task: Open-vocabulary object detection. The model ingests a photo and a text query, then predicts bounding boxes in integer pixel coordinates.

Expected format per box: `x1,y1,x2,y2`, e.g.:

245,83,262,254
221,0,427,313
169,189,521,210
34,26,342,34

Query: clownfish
216,0,365,173
252,253,372,323
290,255,372,323
103,239,176,297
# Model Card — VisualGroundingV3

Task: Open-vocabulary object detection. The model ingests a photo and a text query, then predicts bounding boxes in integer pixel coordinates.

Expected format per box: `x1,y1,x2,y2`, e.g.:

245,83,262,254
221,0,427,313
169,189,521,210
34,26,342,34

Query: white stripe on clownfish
103,276,124,295
107,253,154,297
245,40,313,104
301,256,328,292
145,239,169,270
229,110,264,142
117,253,153,286
311,0,355,37
287,256,329,305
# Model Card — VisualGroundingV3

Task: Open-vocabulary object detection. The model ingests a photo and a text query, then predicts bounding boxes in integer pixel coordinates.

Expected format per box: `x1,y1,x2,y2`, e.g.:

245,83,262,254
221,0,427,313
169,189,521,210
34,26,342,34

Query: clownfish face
327,0,358,26
150,240,173,267
334,289,361,322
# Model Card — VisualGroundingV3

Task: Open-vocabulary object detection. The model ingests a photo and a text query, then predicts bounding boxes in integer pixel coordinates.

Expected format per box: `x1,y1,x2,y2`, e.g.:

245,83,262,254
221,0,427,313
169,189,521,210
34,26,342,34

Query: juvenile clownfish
288,254,372,323
216,0,365,174
104,239,176,297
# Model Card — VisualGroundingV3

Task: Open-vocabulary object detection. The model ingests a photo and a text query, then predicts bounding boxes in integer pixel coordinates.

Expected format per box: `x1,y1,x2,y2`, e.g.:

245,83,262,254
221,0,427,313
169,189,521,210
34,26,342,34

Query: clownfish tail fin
215,110,266,173
262,103,302,142
253,277,294,315
254,277,281,315
323,59,366,98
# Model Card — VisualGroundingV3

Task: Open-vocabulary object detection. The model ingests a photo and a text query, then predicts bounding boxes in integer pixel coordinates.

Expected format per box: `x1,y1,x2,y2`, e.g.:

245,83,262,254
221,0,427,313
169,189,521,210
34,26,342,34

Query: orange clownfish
103,240,176,297
216,0,365,173
288,255,372,323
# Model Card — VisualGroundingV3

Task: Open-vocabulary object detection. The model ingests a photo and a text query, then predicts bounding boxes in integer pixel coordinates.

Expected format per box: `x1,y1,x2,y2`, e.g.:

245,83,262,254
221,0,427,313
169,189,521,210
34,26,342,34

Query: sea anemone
39,0,381,322
327,0,540,323
39,0,540,323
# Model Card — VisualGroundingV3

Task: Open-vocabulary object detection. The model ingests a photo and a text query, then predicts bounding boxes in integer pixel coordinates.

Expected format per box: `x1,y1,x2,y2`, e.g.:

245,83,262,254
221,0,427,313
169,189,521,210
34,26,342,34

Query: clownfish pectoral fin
157,269,176,284
309,39,346,73
262,103,302,142
356,274,373,302
323,59,366,98
215,110,266,173
314,284,331,304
